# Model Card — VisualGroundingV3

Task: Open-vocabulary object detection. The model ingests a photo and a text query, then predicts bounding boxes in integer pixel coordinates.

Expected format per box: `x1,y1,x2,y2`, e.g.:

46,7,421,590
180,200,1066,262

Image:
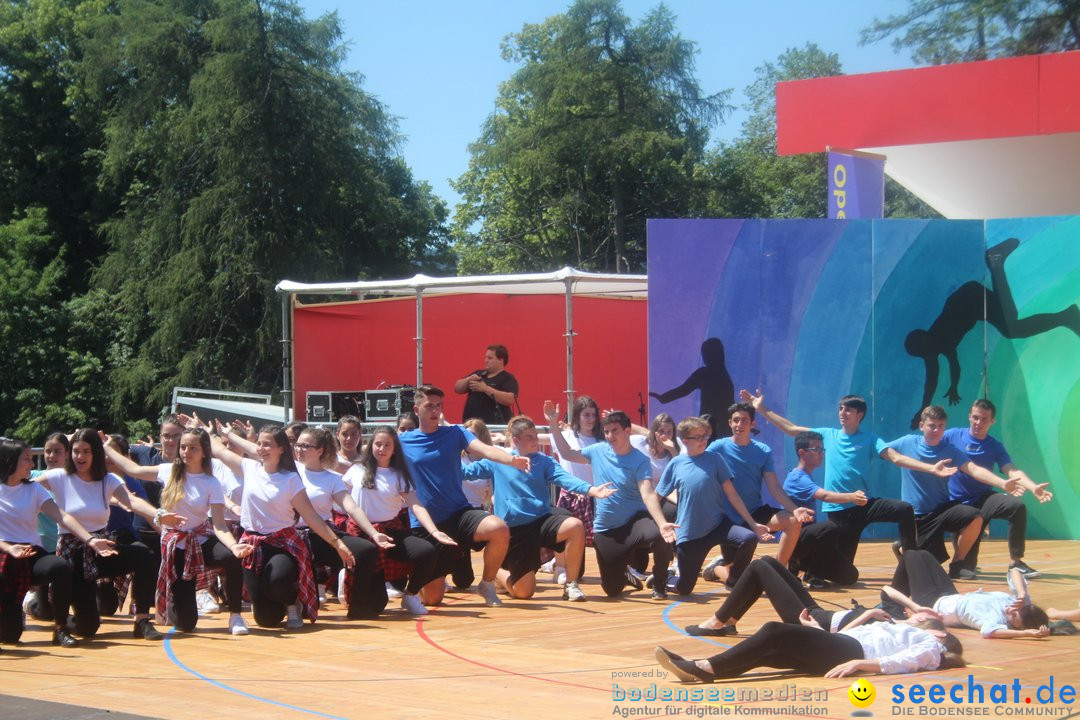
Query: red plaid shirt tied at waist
157,520,214,618
0,546,40,596
239,525,318,623
57,530,112,581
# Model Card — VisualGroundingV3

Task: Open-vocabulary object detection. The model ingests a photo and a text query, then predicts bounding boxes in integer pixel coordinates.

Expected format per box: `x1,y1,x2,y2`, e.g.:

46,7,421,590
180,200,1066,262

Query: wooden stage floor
3,540,1078,720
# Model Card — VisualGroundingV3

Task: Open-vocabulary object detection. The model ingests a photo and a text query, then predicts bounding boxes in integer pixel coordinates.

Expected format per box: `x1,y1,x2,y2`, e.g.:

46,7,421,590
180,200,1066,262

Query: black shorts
749,505,782,526
418,507,492,551
503,507,572,583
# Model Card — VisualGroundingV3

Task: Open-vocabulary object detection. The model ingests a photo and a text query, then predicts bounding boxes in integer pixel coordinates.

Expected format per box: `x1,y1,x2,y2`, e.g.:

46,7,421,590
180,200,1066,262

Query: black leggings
882,549,957,616
703,621,864,677
828,496,916,564
69,537,156,637
0,552,72,643
309,532,382,618
170,536,244,632
243,544,299,628
593,513,672,597
713,556,839,630
674,520,757,595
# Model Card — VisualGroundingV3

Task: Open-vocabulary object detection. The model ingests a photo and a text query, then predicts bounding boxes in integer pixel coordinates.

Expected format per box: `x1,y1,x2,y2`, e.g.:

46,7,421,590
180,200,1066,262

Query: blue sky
298,1,918,209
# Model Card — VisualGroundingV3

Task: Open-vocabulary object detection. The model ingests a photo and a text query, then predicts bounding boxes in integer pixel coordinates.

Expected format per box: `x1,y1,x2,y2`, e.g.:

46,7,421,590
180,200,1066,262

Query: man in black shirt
454,344,519,424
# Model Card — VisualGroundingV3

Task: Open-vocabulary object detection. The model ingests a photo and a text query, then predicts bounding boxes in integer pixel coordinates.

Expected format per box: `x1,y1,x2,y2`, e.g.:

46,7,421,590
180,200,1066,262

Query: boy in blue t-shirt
945,398,1053,577
546,402,673,599
782,430,863,587
700,403,812,586
652,417,768,595
465,415,615,602
400,385,531,609
886,405,1018,579
740,390,956,575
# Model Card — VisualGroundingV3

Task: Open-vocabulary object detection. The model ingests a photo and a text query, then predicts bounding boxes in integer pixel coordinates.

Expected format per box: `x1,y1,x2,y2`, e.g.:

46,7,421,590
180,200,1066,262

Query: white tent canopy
275,267,648,420
275,266,647,298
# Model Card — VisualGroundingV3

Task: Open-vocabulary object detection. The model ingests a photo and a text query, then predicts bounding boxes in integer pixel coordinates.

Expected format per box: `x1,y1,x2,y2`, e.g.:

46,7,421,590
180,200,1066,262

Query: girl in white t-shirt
212,422,355,630
39,429,185,642
294,427,392,619
539,396,605,583
104,428,253,636
343,426,450,617
333,415,364,473
0,437,114,649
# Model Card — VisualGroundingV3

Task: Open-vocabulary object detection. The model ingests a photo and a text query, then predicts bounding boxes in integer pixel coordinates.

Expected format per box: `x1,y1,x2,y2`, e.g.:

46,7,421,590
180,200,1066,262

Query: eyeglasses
293,443,317,452
161,433,182,441
683,434,709,442
806,447,825,453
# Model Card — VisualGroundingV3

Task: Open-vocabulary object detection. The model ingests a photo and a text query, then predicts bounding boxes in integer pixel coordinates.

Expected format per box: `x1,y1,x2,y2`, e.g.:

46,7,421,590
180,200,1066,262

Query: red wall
292,294,648,424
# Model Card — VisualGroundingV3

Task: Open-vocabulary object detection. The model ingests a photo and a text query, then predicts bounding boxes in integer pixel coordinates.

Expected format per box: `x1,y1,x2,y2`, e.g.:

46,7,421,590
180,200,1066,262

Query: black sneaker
891,540,903,563
1009,560,1040,579
651,584,668,600
803,574,827,590
624,568,644,591
133,618,163,641
52,626,79,648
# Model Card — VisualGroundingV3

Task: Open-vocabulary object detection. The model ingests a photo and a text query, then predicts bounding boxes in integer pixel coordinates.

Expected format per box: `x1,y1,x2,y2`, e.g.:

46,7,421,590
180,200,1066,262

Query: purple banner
828,150,885,219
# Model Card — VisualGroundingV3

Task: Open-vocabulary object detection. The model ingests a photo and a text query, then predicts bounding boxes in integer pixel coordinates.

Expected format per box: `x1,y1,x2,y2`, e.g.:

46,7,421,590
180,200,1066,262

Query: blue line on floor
163,630,348,720
661,599,733,649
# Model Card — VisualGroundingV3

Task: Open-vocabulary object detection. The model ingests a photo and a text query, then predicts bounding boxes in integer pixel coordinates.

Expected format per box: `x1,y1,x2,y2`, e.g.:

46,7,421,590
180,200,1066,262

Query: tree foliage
697,44,841,219
861,0,1080,64
452,0,728,274
0,0,449,438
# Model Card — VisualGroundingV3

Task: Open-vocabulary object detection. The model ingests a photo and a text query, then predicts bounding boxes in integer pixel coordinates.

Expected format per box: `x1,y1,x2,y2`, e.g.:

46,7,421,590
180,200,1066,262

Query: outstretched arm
649,368,704,404
544,401,588,464
882,448,957,478
101,437,164,483
960,461,1019,493
739,389,808,437
1000,463,1053,502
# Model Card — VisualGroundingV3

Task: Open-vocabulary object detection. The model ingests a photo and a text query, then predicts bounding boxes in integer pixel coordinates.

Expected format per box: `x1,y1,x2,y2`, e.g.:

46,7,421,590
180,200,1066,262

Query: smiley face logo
848,678,876,708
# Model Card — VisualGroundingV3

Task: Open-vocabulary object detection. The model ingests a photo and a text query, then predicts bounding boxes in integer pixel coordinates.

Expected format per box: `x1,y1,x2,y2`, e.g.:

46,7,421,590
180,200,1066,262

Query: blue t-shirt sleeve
872,433,887,455
581,443,601,462
462,459,494,480
457,425,478,450
783,470,820,506
885,435,912,454
760,444,775,474
547,457,592,495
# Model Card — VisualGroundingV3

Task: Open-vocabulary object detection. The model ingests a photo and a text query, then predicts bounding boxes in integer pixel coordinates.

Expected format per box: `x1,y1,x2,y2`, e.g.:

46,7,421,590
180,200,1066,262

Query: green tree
452,0,727,274
0,0,107,292
861,0,1080,64
697,43,941,220
71,0,449,415
698,44,840,219
0,209,117,440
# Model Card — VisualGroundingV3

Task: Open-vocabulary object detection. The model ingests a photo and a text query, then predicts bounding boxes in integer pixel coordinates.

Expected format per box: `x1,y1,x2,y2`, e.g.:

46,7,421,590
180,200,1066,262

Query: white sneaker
563,581,586,602
539,558,556,574
196,590,219,616
285,603,304,629
385,581,403,600
553,565,567,586
229,614,249,636
317,584,327,604
401,593,428,616
337,569,347,605
477,580,503,607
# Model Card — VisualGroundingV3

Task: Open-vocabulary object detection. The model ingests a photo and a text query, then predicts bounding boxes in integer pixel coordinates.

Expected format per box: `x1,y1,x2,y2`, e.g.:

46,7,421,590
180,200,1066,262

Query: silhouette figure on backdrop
651,338,735,438
904,238,1080,428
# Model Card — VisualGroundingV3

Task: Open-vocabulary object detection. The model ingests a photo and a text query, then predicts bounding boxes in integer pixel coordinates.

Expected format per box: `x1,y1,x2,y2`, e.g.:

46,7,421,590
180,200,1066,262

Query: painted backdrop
647,217,1080,540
